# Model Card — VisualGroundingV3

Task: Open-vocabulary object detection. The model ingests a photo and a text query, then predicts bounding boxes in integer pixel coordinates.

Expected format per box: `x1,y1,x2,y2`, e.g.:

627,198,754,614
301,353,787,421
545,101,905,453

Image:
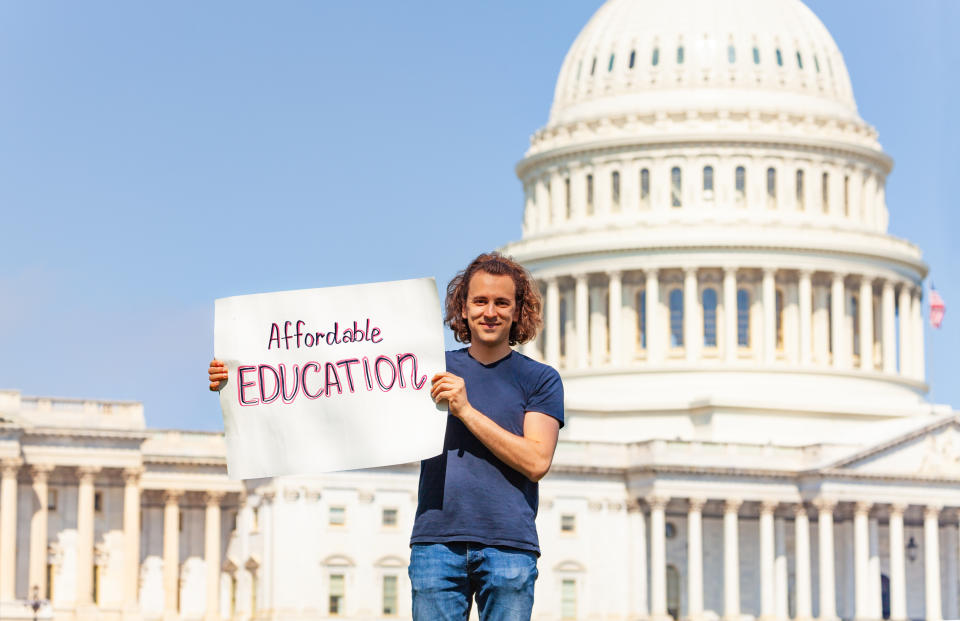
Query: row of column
534,268,924,380
629,496,956,621
0,459,226,621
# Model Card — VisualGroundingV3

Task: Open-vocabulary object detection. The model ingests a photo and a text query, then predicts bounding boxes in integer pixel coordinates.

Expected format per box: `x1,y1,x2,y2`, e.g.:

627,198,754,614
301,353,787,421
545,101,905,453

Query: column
205,492,224,621
628,501,649,618
912,288,925,381
763,268,777,364
945,518,959,621
815,499,838,621
0,458,21,600
684,268,700,362
545,277,560,367
795,505,813,621
29,464,54,597
76,466,100,605
775,516,788,620
724,267,738,363
649,496,669,621
590,284,605,366
868,517,881,620
859,278,874,370
831,274,846,368
853,502,870,620
646,270,662,363
760,501,776,620
888,505,907,621
536,176,551,230
925,505,943,621
881,281,896,374
724,499,743,621
799,270,813,365
122,468,142,610
687,498,706,621
898,284,912,376
562,289,576,368
575,275,589,368
609,271,623,365
164,490,184,621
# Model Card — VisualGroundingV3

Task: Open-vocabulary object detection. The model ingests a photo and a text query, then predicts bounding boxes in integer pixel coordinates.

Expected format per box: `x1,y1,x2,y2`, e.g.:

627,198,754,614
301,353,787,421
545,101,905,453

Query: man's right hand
208,360,228,392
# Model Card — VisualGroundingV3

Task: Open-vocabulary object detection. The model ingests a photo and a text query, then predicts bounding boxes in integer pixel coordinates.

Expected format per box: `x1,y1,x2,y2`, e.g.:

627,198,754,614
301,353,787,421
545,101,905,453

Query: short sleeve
525,366,564,428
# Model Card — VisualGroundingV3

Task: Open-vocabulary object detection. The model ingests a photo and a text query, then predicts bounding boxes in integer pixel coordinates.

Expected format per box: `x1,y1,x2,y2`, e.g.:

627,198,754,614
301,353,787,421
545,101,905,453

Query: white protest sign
214,277,447,479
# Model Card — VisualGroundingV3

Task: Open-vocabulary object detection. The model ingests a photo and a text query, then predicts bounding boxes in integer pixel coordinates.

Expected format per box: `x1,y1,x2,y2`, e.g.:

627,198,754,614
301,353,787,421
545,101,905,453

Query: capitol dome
502,0,929,447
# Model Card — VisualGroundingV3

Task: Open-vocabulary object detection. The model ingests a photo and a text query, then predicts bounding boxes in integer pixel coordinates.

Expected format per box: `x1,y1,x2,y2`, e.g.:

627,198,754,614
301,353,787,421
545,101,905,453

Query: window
670,167,682,208
703,166,714,198
827,292,834,354
561,579,577,619
735,166,746,204
728,45,736,63
822,172,830,213
638,290,647,349
382,508,398,528
852,295,860,357
329,574,344,615
703,288,718,347
776,289,785,350
640,168,650,208
561,514,576,534
669,289,684,348
586,174,594,214
796,169,805,210
629,50,636,69
48,489,58,511
565,177,571,219
752,46,760,64
559,298,568,357
766,167,777,208
796,51,804,69
612,171,621,209
608,54,615,72
776,48,783,67
676,45,685,64
844,175,850,216
590,57,597,76
814,55,821,73
737,288,751,347
329,506,345,526
94,491,103,514
382,575,398,615
667,565,681,619
665,522,677,539
652,47,660,66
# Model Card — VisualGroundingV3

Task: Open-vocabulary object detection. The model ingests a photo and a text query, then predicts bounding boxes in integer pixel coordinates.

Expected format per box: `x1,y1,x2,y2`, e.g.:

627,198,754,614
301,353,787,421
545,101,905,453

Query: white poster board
214,277,447,479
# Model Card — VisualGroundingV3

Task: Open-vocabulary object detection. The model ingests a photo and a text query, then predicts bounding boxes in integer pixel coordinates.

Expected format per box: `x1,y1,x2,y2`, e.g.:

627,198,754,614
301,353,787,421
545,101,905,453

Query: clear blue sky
0,2,956,431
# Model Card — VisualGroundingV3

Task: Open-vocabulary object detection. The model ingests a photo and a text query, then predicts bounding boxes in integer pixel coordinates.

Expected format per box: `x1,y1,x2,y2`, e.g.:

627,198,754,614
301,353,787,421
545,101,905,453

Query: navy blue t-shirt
409,348,564,555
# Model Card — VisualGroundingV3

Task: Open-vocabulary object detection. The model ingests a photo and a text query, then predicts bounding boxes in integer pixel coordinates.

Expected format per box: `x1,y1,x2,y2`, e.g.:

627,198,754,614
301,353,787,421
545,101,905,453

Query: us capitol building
1,0,958,619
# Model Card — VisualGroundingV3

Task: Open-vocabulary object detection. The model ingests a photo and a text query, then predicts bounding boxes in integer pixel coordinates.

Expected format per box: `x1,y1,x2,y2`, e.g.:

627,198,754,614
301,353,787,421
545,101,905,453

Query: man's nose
482,302,497,316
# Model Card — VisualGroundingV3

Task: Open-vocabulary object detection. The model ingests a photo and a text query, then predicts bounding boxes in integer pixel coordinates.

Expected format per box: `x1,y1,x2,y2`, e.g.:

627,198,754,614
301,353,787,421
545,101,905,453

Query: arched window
666,565,681,620
796,169,805,210
637,290,647,349
671,167,682,208
796,51,804,69
735,166,746,205
586,174,594,215
766,167,777,208
752,46,760,64
677,46,685,64
703,166,714,199
652,47,660,66
629,50,636,69
822,172,830,213
669,289,684,348
565,177,571,219
703,288,718,347
559,298,568,357
728,45,736,63
737,288,751,347
612,171,621,209
776,289,785,350
776,48,784,66
640,168,651,208
608,54,615,72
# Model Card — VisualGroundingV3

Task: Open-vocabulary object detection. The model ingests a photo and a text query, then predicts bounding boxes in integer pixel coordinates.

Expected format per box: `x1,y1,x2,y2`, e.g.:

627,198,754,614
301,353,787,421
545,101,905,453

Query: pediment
829,415,960,478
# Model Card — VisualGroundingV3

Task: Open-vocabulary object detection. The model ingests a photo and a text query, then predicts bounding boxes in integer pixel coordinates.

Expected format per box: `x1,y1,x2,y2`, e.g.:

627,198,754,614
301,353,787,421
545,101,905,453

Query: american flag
930,287,945,329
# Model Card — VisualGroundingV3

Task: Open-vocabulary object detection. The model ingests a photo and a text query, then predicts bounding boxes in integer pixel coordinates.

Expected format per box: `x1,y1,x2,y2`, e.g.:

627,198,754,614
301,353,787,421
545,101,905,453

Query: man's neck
467,342,512,365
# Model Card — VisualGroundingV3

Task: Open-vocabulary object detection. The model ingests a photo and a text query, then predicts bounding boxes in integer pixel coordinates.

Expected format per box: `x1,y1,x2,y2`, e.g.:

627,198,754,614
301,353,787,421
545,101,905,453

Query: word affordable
214,278,447,479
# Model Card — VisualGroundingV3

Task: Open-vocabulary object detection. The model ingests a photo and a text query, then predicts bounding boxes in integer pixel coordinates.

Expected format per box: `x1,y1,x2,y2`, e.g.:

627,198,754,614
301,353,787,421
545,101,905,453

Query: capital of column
792,503,808,518
626,498,643,513
646,268,660,279
889,503,908,517
608,270,622,280
76,465,101,483
204,491,226,507
122,467,144,485
797,268,813,279
759,500,779,515
687,497,707,512
812,497,837,514
924,505,942,520
762,267,777,278
543,275,558,286
854,501,873,516
163,489,185,505
574,273,588,286
1,457,23,478
30,463,54,483
683,266,699,278
646,495,669,510
724,498,743,514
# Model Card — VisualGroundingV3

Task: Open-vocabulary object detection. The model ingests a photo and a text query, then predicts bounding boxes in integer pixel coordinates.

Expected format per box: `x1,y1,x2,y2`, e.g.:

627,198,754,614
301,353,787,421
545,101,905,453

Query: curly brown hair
445,252,543,346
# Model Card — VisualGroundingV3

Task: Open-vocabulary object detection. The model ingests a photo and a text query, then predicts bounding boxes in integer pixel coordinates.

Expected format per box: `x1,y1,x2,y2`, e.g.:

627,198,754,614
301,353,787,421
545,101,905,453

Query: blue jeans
409,543,538,620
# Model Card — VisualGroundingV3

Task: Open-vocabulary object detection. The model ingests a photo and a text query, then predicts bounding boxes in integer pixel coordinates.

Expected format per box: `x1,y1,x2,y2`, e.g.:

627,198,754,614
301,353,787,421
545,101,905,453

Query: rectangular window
586,174,594,214
796,169,805,210
329,574,344,615
822,172,830,213
564,178,571,219
329,506,346,526
670,167,682,208
844,175,850,216
382,575,398,615
560,514,576,534
611,171,621,209
735,166,746,205
640,168,650,208
561,579,577,619
382,508,398,528
94,491,103,514
638,290,647,350
766,167,777,209
47,489,58,511
178,510,183,532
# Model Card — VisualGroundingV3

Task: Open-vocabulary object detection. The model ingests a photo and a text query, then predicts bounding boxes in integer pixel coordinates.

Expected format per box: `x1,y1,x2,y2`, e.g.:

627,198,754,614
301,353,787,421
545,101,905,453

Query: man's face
462,271,518,348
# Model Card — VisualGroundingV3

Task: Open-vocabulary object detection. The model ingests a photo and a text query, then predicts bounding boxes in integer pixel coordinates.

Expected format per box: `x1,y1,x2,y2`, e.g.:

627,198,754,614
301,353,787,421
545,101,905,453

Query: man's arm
431,372,560,482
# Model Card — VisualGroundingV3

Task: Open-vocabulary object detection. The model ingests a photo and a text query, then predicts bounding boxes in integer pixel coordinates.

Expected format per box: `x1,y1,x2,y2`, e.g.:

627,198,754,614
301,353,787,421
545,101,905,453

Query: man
208,252,563,620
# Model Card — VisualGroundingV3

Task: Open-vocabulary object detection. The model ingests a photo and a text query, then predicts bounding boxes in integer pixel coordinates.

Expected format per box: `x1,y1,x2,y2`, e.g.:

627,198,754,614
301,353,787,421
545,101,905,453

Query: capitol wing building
1,0,959,620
